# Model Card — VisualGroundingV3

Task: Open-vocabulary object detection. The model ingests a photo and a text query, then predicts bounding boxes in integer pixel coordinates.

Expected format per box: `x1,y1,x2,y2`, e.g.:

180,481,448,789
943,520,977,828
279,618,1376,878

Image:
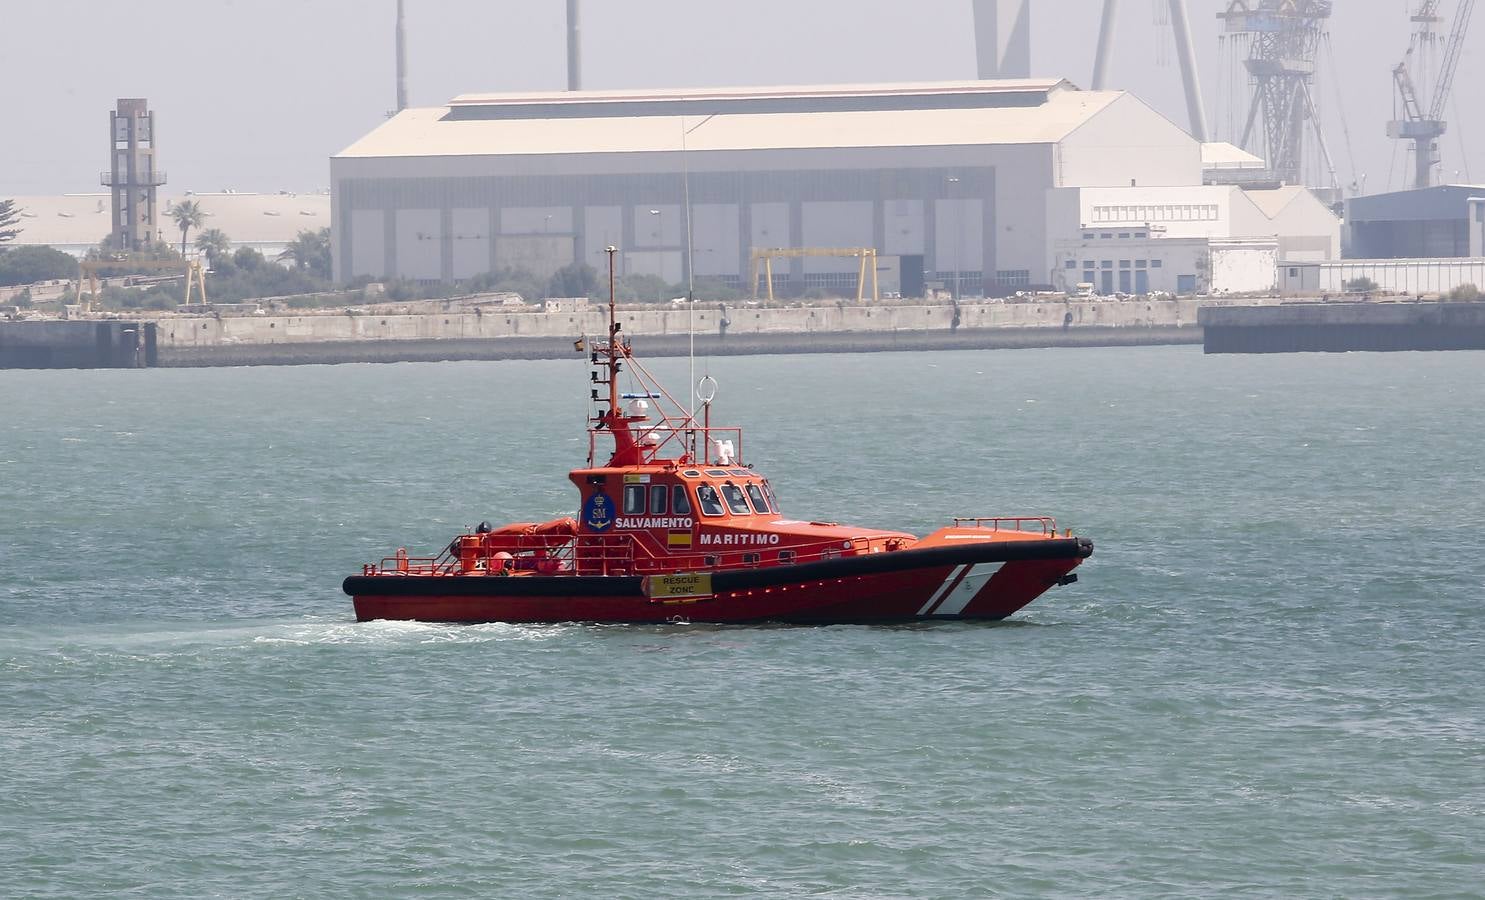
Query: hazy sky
2,0,1480,197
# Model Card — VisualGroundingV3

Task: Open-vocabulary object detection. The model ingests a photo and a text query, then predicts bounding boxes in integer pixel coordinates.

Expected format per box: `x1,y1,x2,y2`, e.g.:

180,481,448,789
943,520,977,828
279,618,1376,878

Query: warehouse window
1135,260,1147,269
1101,261,1113,269
1093,203,1219,224
996,270,1031,287
1065,259,1077,269
1119,259,1131,268
1151,259,1164,268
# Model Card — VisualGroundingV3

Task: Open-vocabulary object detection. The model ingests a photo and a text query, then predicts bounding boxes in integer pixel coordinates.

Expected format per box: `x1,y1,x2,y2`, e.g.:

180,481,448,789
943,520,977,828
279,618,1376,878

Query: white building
1046,182,1338,294
330,79,1338,297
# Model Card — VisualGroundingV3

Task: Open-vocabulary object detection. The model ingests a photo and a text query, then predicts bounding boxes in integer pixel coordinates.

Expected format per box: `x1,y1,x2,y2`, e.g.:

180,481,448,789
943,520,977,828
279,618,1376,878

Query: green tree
167,200,207,256
0,245,79,286
0,198,21,248
615,272,679,303
467,266,543,303
1447,283,1480,301
278,227,332,279
233,246,266,271
546,261,600,299
195,227,231,266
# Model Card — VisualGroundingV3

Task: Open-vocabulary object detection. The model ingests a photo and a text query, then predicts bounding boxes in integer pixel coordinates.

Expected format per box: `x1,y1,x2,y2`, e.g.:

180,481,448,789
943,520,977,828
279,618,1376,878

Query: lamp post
649,208,664,298
946,176,962,300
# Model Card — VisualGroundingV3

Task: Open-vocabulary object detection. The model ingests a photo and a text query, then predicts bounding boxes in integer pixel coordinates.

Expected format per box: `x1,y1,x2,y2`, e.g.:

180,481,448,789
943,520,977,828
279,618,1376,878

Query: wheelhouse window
763,481,780,513
696,484,726,517
649,484,668,515
744,483,770,515
623,484,646,515
671,484,692,516
721,483,752,515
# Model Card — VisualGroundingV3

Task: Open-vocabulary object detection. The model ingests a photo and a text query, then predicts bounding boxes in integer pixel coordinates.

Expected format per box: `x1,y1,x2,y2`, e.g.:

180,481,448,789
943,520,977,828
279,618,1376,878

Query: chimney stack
567,0,581,91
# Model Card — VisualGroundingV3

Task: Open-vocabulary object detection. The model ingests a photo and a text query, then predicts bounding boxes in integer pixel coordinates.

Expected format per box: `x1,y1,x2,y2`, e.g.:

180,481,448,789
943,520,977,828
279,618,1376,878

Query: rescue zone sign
642,572,714,600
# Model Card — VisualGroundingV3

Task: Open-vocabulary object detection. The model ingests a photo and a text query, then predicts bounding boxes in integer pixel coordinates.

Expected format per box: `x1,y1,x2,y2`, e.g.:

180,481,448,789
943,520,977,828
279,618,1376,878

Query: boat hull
345,538,1092,625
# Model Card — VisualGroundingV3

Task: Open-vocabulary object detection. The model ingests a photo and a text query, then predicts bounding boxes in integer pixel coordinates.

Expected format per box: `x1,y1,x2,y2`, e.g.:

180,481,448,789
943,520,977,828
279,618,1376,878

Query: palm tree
195,228,231,266
278,228,332,278
0,198,22,247
168,200,207,256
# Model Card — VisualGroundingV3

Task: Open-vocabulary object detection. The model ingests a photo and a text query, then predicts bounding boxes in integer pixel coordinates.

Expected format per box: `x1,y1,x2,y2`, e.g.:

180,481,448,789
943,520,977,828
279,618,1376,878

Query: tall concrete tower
972,0,1031,79
1092,0,1208,142
567,0,581,90
396,0,409,111
105,99,164,251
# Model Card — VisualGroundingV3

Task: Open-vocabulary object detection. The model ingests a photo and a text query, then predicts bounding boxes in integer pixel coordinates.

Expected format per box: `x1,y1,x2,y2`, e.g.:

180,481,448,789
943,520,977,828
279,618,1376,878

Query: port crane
1388,0,1477,189
74,256,207,314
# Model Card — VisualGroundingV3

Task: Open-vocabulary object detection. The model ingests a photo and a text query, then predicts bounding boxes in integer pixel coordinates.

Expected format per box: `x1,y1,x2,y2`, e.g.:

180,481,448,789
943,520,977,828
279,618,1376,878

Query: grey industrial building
330,78,1336,297
331,79,1222,295
1345,185,1485,259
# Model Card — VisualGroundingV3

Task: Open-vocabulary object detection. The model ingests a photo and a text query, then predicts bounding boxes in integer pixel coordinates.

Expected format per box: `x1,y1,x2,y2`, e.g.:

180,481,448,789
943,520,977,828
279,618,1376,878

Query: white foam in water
251,618,563,646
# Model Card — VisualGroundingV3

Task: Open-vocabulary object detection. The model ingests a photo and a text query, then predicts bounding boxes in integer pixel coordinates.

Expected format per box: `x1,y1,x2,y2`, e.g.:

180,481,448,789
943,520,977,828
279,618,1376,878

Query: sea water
2,346,1482,897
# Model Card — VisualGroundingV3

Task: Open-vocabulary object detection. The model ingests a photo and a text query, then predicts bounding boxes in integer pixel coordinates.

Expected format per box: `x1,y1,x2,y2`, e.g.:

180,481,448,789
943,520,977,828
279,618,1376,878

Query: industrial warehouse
329,78,1337,297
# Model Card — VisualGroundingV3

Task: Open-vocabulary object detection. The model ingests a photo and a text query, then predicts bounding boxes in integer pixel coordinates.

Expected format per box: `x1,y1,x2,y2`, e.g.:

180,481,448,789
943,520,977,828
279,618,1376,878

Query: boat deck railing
564,532,887,577
586,419,744,467
366,518,1059,579
951,516,1059,535
366,545,460,576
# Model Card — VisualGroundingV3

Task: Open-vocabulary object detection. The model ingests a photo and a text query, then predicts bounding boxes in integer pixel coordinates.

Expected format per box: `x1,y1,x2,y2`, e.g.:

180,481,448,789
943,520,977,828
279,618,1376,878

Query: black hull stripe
343,537,1092,599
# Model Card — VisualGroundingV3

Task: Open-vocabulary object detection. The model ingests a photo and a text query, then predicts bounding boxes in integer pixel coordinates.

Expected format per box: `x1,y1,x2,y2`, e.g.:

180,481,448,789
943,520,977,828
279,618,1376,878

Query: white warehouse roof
335,79,1129,160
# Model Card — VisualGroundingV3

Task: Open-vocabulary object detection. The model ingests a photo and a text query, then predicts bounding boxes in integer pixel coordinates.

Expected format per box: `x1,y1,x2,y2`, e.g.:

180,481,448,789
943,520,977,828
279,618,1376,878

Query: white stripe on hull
917,564,968,616
930,562,1006,617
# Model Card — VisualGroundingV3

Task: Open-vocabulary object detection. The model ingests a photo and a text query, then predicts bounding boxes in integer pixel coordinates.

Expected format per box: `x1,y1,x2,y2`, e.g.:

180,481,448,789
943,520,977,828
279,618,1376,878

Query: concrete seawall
152,299,1201,367
1200,301,1485,353
4,300,1202,368
157,325,1198,367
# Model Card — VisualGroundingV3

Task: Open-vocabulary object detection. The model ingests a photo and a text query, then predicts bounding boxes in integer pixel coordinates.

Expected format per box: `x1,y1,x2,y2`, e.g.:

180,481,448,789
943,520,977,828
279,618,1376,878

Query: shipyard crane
1388,0,1477,189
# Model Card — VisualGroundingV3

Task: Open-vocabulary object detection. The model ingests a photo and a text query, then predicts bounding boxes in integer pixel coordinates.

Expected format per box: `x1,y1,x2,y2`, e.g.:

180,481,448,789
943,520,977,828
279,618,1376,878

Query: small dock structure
1201,301,1485,353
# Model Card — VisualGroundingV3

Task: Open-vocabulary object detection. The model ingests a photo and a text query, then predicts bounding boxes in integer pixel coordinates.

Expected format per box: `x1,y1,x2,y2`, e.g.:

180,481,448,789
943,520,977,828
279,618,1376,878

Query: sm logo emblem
583,491,614,532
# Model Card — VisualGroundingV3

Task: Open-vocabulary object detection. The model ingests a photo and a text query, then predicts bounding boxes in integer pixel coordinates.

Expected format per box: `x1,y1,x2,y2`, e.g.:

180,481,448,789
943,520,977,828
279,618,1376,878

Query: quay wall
1200,301,1485,353
152,299,1202,366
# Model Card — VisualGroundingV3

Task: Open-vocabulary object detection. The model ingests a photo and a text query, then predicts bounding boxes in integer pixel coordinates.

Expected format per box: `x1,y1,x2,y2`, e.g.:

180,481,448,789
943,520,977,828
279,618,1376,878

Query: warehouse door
900,255,925,299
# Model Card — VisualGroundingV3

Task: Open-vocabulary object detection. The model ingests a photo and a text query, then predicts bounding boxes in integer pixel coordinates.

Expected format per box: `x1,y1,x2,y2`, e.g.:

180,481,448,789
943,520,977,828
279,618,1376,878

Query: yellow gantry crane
75,256,207,313
749,247,880,304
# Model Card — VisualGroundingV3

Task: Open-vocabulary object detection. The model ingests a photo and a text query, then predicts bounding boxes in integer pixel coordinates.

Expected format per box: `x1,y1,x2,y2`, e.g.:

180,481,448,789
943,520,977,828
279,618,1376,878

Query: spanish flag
667,530,693,549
